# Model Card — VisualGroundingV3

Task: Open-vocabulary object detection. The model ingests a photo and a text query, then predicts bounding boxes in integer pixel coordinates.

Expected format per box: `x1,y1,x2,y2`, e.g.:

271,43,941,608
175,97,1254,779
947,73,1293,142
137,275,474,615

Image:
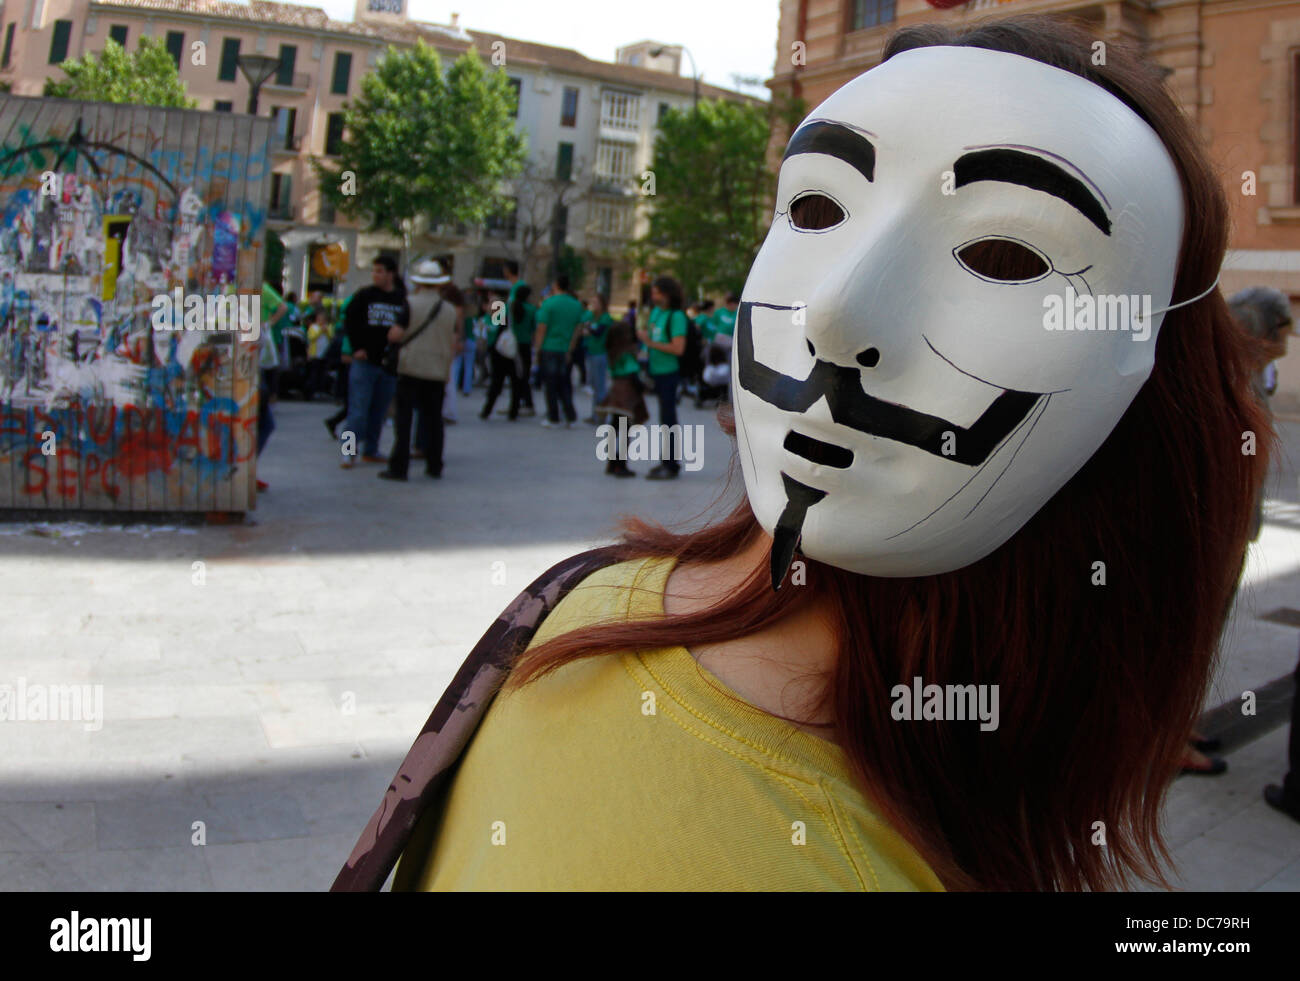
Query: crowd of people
254,257,742,486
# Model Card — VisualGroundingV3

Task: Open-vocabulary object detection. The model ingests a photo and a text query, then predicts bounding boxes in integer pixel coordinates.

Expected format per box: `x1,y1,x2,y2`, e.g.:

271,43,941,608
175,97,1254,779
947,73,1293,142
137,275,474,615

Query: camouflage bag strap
331,544,627,892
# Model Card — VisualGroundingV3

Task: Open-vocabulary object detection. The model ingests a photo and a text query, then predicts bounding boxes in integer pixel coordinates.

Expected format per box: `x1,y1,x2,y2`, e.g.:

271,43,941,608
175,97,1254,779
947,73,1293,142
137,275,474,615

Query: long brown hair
505,15,1273,891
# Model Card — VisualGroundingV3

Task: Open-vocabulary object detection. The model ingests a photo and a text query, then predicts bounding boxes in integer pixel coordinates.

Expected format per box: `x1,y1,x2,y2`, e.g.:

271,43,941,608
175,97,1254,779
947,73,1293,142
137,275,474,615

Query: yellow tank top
394,555,943,891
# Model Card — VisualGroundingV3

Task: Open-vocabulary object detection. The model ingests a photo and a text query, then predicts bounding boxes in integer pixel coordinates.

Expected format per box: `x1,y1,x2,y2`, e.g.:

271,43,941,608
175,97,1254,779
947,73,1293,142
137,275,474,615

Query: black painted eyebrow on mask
954,148,1111,235
783,121,876,182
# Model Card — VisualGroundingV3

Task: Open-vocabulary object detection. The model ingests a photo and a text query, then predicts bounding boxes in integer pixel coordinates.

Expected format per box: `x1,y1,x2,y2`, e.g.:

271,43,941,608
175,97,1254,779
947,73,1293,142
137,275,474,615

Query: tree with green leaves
314,42,525,254
632,98,776,299
43,37,197,108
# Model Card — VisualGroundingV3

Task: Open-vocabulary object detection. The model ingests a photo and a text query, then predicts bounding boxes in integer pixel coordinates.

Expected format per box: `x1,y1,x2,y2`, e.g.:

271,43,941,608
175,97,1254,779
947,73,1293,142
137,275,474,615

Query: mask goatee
770,473,826,591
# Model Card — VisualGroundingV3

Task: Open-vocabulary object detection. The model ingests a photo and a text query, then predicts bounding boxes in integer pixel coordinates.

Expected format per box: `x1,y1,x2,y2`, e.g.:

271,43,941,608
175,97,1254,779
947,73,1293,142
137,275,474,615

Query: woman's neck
663,531,840,736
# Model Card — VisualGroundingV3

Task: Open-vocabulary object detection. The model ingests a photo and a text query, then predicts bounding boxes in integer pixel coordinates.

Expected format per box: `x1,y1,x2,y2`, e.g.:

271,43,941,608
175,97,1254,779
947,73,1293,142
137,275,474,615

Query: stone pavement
0,388,1297,891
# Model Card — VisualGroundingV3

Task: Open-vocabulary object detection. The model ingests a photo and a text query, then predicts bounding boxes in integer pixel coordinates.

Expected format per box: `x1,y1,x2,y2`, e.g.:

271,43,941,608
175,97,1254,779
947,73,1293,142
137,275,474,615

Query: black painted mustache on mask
735,301,1044,590
736,301,1041,466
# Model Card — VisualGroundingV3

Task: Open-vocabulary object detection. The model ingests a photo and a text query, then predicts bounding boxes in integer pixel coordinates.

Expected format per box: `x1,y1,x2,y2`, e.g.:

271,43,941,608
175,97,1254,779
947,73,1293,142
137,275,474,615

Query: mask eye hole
955,237,1051,283
789,192,846,232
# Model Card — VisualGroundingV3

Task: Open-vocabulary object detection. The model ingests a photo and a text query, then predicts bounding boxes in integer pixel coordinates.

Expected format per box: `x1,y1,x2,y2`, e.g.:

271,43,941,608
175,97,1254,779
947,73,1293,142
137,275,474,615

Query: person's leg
481,351,504,418
558,353,577,423
461,340,476,395
256,371,275,456
540,350,561,423
508,351,525,419
342,360,375,460
519,343,535,410
656,371,681,473
365,368,397,458
442,376,457,422
589,353,608,422
426,379,446,475
1278,645,1300,806
386,376,415,478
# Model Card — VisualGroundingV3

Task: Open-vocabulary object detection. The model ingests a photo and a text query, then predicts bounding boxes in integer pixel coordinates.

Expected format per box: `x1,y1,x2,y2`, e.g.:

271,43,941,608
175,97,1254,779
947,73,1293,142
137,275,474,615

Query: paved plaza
0,388,1298,891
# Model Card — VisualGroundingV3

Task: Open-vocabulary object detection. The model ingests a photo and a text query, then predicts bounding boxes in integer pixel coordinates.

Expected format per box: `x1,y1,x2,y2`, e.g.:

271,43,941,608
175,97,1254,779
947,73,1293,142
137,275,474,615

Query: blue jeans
586,352,608,414
454,338,476,395
539,350,576,423
651,371,681,472
256,370,275,456
343,359,397,458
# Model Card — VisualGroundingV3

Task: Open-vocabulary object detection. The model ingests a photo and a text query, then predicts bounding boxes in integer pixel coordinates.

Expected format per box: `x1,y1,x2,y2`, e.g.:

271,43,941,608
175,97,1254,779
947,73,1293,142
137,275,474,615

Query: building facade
0,0,754,299
768,0,1300,409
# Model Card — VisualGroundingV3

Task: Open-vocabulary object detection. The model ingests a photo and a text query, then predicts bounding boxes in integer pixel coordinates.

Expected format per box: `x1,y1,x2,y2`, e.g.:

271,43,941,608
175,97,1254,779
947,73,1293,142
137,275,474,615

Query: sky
311,0,782,99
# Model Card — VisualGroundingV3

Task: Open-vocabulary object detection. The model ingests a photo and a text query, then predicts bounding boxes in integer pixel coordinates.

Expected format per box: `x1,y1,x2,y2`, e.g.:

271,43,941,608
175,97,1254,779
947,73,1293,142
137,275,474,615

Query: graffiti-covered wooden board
0,95,272,513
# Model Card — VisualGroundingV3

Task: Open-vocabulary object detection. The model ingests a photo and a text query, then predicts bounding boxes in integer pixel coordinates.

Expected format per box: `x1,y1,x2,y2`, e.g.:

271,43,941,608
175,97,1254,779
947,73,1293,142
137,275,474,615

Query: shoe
362,454,386,464
646,464,680,480
479,410,490,420
426,469,442,479
608,467,635,478
1264,785,1300,822
340,458,356,469
378,470,407,481
256,479,269,491
1193,736,1222,753
324,419,337,439
496,408,511,416
519,406,536,417
1180,751,1227,776
411,450,425,459
540,419,560,428
565,421,575,429
443,416,457,424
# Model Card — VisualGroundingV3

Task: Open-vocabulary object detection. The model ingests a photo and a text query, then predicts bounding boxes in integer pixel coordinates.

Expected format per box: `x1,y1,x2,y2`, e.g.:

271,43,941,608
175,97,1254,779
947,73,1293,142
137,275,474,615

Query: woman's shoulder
527,554,672,648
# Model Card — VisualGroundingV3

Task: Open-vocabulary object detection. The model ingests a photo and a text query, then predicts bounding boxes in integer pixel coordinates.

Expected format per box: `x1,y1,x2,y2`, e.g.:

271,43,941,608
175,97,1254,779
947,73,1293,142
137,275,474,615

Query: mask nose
806,337,880,368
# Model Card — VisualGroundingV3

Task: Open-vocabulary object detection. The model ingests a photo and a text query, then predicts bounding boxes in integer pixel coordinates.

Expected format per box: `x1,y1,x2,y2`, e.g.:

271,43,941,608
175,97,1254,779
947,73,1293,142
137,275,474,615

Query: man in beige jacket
380,259,463,481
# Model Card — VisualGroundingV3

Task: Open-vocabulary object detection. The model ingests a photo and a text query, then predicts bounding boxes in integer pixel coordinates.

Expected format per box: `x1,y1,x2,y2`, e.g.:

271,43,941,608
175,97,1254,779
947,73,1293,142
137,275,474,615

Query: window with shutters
325,113,346,156
276,45,297,86
49,20,73,64
219,38,240,82
600,90,640,131
561,86,579,127
165,31,184,69
331,52,352,95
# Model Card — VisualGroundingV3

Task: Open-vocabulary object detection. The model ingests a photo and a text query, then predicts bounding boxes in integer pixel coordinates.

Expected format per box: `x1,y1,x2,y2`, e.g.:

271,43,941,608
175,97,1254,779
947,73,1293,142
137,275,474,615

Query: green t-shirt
647,306,688,375
537,293,586,353
261,283,286,345
712,307,737,338
511,302,537,345
695,313,715,343
583,312,614,355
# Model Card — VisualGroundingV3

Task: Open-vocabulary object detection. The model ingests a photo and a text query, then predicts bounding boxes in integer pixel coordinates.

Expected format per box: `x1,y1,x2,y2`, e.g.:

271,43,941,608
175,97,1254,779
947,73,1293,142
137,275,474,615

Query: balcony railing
264,71,312,93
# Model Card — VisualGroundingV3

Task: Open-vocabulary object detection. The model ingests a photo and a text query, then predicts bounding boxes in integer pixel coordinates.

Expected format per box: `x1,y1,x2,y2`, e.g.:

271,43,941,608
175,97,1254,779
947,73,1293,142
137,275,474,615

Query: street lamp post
651,45,699,110
236,54,281,115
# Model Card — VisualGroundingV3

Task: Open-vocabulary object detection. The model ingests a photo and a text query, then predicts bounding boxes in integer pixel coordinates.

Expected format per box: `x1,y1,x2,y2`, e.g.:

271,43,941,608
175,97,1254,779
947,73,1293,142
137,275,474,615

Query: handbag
494,323,518,360
381,299,442,375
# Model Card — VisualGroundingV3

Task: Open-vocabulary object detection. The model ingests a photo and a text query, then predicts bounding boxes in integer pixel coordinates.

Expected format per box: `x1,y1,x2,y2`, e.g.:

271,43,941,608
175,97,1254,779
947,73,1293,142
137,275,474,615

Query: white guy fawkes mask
733,45,1186,584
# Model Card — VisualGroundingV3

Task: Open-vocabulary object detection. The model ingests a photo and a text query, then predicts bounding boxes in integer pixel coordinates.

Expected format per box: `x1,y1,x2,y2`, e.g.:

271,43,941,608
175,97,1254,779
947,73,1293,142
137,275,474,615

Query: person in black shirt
340,257,409,467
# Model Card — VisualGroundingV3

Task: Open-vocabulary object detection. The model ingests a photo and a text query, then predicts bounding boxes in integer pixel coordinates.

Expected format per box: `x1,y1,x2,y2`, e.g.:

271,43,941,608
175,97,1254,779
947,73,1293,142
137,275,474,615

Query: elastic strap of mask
1139,274,1221,322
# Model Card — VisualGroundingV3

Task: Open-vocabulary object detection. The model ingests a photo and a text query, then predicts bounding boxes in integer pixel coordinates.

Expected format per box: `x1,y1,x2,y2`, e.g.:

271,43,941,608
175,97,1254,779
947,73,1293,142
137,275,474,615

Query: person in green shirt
503,259,536,416
694,299,717,343
711,293,739,339
533,275,585,426
255,281,290,491
636,275,689,479
580,294,615,424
